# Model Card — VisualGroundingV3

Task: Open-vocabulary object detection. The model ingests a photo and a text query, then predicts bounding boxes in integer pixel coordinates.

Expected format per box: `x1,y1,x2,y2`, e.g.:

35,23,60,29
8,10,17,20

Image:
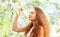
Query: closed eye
31,12,34,14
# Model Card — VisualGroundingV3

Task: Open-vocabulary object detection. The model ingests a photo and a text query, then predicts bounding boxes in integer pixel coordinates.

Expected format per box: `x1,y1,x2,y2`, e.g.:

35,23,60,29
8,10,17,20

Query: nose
29,13,31,18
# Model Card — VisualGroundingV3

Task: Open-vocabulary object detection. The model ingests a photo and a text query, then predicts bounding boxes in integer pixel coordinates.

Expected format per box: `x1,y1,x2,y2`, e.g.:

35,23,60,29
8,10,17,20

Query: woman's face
29,8,36,21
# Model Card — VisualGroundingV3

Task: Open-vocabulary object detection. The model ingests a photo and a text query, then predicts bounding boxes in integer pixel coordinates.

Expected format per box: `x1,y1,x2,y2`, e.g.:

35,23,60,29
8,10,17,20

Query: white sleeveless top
26,27,34,37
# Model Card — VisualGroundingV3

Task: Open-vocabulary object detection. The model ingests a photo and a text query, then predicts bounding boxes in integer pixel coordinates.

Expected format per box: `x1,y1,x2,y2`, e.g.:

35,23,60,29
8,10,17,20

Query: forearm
12,13,19,32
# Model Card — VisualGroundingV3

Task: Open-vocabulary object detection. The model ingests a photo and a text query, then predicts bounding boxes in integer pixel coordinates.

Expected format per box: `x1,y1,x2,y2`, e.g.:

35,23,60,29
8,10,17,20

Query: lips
29,15,32,18
29,16,31,18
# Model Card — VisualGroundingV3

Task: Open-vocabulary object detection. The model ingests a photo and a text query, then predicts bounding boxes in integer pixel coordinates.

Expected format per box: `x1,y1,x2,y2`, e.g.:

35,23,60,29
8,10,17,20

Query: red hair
24,6,49,37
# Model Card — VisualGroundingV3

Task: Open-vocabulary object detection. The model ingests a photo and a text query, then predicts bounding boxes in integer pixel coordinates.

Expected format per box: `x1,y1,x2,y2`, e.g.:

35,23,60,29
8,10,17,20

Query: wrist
17,11,21,16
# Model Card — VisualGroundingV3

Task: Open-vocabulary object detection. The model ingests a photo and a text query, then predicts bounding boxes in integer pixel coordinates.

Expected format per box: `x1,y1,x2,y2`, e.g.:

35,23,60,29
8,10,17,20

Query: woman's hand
18,7,23,12
17,7,23,16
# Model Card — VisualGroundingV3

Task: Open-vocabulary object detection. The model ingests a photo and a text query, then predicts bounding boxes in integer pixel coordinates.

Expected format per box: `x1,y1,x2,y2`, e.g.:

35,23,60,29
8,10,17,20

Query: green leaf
12,0,19,2
55,3,60,9
17,2,22,6
32,1,40,6
57,28,60,32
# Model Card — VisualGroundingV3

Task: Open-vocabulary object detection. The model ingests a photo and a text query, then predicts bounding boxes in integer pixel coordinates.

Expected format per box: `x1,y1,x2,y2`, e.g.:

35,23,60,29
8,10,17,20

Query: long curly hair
24,6,49,37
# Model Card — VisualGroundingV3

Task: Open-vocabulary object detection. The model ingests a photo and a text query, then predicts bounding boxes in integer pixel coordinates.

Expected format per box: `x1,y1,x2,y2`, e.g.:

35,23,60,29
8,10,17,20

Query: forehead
29,8,35,12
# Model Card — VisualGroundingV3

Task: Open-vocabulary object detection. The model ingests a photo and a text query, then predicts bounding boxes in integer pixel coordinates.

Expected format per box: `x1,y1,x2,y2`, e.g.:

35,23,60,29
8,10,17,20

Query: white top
26,27,34,37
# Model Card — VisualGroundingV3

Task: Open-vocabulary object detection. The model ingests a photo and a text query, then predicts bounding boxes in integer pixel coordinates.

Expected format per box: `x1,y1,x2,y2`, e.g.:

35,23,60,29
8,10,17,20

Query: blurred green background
0,0,60,37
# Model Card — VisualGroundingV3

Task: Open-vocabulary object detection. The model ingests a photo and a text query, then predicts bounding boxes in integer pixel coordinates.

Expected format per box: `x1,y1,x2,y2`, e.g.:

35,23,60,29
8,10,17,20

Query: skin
12,7,44,37
29,8,36,21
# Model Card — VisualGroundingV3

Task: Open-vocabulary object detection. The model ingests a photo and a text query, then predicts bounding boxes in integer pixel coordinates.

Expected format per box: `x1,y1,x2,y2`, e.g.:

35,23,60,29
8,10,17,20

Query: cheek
31,14,36,19
33,14,36,18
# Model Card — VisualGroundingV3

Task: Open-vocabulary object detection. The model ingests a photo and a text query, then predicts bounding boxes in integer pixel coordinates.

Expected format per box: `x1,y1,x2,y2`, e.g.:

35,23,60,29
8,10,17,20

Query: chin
29,18,35,21
29,18,32,20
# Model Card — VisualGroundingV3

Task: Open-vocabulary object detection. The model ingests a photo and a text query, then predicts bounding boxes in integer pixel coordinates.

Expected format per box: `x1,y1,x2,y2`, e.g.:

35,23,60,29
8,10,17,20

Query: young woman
12,6,49,37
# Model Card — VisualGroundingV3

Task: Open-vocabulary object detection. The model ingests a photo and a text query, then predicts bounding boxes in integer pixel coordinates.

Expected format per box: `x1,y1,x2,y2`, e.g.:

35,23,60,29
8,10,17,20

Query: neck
31,20,38,27
31,20,41,29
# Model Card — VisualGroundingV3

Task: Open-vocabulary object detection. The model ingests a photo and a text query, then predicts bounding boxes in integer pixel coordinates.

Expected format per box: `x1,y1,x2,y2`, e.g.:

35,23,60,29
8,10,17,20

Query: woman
12,6,49,37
